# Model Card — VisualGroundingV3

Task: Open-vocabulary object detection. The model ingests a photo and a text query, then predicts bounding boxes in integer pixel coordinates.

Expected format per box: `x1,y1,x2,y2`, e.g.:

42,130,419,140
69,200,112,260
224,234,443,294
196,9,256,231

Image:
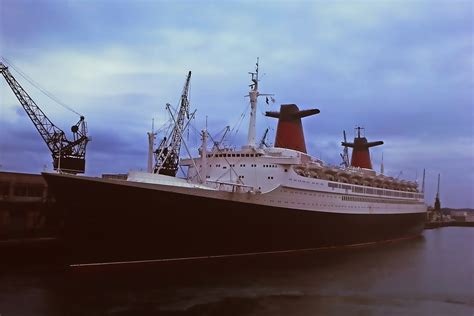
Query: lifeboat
308,167,322,179
337,170,352,184
322,167,339,181
350,173,363,185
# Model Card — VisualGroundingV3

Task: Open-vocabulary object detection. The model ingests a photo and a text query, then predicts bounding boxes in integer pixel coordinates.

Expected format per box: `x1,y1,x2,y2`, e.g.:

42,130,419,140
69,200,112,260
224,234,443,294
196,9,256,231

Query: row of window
328,183,351,190
267,198,394,209
283,187,420,206
208,164,274,168
279,189,420,207
206,153,264,158
285,189,334,198
328,182,422,199
296,169,418,193
341,195,418,205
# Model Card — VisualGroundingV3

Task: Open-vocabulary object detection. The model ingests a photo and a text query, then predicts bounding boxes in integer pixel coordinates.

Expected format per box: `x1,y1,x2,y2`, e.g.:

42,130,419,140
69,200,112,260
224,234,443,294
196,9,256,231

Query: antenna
434,173,442,218
436,173,441,198
421,168,426,193
380,152,384,174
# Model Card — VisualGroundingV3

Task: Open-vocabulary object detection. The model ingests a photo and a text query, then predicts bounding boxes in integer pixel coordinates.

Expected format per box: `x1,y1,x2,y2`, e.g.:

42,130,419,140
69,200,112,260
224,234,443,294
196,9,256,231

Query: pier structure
0,171,51,239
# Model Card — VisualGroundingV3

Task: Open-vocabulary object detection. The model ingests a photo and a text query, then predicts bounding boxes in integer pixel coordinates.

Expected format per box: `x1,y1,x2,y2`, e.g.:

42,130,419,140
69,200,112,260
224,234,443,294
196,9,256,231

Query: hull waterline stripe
70,234,420,269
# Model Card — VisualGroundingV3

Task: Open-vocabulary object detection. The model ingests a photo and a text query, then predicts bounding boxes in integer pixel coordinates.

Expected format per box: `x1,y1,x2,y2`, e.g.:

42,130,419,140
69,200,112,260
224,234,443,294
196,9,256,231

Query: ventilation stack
341,127,383,169
265,104,319,153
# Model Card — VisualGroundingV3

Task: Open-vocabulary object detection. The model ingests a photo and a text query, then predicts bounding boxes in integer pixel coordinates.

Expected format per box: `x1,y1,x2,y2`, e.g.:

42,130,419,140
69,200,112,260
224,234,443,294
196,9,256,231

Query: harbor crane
153,71,192,176
0,61,89,174
340,130,350,168
259,127,270,148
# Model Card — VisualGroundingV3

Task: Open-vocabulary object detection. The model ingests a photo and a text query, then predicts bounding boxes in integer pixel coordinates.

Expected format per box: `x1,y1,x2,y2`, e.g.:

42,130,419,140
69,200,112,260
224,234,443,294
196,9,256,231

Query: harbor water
0,227,472,315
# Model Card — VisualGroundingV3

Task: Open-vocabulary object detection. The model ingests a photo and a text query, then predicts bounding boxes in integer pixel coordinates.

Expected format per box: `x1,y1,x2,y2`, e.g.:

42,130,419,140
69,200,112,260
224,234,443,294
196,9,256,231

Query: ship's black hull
43,173,426,265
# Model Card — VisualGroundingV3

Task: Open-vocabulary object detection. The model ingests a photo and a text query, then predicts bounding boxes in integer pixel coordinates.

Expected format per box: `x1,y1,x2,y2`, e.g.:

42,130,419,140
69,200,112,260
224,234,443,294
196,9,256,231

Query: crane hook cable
1,56,83,117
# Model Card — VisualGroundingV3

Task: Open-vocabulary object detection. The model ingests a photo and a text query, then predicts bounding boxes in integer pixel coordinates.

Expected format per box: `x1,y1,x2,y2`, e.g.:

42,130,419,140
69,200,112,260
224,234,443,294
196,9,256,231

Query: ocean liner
43,61,426,266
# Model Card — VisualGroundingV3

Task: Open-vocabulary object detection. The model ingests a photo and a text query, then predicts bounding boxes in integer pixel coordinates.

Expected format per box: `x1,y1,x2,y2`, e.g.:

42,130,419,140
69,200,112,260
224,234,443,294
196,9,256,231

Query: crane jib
154,71,192,176
0,61,89,174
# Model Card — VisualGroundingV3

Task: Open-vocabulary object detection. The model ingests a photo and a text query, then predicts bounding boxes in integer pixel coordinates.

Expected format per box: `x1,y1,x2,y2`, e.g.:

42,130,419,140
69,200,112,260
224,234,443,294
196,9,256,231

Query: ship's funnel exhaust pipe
265,104,319,153
341,127,383,169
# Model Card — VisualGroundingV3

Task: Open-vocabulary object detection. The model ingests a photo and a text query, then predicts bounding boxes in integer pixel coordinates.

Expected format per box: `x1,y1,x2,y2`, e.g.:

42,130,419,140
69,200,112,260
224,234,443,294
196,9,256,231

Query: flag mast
245,58,273,148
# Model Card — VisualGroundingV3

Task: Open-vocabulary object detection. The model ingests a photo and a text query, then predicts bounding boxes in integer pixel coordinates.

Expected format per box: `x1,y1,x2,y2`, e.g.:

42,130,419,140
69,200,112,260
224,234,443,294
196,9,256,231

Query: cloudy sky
0,0,472,208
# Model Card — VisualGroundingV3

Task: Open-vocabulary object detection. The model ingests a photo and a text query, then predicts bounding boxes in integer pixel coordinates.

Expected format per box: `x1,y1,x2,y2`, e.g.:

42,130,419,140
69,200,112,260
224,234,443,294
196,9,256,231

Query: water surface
1,227,472,315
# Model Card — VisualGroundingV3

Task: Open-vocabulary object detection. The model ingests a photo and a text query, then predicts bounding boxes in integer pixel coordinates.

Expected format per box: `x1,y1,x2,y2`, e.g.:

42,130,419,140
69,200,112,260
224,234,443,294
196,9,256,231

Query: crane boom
0,62,89,174
259,127,269,148
340,130,350,167
154,71,192,176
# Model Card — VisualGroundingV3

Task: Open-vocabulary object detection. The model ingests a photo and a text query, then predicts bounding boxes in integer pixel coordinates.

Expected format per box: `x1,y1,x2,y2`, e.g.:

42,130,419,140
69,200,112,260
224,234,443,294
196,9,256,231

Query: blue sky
0,0,472,208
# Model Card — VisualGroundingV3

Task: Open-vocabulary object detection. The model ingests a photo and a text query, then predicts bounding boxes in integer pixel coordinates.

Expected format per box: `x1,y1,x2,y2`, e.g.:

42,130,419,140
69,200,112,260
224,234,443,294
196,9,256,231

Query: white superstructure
177,144,425,215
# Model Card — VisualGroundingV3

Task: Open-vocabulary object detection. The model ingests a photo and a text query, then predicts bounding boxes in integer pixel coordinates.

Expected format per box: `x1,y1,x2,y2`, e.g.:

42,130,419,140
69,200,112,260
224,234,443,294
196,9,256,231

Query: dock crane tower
0,61,89,174
153,71,192,176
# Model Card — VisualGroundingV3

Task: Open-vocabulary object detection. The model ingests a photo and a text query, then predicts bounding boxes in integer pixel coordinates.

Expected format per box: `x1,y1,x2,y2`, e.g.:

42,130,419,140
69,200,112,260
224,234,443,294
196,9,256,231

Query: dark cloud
0,0,472,208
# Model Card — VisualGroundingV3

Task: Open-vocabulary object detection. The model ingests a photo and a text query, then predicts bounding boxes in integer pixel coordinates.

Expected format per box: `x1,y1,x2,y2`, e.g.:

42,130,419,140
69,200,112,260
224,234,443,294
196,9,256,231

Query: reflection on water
1,228,473,315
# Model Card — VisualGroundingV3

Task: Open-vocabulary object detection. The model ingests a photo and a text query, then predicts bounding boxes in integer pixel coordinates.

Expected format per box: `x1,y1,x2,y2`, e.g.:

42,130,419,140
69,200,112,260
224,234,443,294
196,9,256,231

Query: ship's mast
245,58,273,148
200,129,208,183
246,59,259,147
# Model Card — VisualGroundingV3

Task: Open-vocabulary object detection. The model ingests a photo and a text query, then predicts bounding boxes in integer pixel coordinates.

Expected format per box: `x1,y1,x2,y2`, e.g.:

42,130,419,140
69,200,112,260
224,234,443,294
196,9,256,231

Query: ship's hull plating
43,173,426,265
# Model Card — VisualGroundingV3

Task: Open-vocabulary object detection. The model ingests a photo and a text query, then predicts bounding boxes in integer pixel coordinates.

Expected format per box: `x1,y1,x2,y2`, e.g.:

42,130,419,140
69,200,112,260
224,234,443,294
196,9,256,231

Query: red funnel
265,104,319,153
341,127,383,169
